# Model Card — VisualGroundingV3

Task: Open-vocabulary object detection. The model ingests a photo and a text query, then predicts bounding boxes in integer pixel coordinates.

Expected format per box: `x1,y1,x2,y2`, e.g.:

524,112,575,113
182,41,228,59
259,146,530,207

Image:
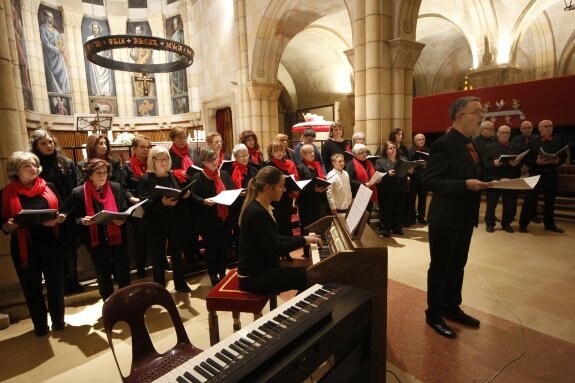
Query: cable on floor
386,369,402,383
471,262,527,383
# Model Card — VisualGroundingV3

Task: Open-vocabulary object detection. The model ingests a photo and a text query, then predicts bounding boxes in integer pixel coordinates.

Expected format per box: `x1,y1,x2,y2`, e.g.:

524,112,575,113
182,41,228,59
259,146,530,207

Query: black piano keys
159,284,340,383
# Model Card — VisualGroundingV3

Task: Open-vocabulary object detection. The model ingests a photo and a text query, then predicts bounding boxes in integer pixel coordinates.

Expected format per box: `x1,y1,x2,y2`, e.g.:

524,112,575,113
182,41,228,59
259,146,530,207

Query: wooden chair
102,282,202,382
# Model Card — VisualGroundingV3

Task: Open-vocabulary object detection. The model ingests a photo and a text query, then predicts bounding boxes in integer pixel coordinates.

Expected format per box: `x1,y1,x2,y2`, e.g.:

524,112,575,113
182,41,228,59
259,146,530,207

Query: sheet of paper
209,189,243,206
345,184,373,234
369,171,386,185
295,179,312,189
489,175,540,190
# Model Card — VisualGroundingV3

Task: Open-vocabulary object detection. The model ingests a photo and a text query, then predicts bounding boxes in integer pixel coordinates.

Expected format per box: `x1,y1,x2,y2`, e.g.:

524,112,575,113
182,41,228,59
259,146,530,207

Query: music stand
75,108,113,135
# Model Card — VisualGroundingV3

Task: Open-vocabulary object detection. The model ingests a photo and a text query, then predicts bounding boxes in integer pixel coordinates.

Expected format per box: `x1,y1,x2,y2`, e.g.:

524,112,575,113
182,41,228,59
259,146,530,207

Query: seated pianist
238,166,323,294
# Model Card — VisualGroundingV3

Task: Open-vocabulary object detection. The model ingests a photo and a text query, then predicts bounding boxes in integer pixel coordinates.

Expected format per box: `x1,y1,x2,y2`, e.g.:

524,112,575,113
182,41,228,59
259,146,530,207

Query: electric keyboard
154,284,362,383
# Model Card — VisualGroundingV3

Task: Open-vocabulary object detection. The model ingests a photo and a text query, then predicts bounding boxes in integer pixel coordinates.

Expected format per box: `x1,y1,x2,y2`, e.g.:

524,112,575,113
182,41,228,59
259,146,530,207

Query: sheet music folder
14,209,58,226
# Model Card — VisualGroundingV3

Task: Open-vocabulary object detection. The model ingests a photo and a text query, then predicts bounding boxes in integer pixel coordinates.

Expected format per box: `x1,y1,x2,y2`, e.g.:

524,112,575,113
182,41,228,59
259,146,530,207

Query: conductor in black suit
422,96,491,339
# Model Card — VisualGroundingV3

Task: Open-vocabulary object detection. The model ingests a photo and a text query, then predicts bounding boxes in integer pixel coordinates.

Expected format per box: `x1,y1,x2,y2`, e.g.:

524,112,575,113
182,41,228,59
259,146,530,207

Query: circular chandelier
84,34,194,73
565,0,575,11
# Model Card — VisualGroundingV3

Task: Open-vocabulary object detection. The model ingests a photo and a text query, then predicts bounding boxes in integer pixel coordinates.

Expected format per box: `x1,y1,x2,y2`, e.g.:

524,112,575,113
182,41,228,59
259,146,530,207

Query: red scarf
303,158,324,179
1,177,59,267
248,148,263,165
129,155,147,177
170,143,194,170
352,158,378,204
84,181,123,247
271,157,298,180
231,162,247,189
203,168,229,221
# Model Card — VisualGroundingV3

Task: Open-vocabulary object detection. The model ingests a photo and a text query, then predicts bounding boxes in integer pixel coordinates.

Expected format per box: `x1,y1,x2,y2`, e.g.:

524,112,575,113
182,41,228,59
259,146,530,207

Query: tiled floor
0,212,573,382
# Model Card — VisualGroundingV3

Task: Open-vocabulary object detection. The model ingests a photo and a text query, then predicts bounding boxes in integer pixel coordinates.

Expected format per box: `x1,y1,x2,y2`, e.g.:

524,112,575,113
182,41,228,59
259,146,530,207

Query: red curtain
216,108,233,155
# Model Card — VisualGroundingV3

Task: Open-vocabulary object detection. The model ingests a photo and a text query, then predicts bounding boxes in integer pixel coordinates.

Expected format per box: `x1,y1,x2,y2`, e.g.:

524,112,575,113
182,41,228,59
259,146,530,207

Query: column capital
246,81,282,101
388,38,425,69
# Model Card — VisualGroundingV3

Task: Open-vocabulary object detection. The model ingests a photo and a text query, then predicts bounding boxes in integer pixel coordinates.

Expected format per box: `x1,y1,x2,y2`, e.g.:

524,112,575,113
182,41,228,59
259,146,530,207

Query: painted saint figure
39,9,71,94
168,16,187,95
85,22,114,97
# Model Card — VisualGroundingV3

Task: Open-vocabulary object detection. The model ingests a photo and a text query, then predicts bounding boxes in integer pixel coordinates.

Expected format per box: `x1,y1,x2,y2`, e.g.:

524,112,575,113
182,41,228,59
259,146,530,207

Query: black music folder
539,145,568,160
14,209,58,226
90,199,148,225
412,150,429,161
151,181,194,200
497,149,529,163
185,164,204,178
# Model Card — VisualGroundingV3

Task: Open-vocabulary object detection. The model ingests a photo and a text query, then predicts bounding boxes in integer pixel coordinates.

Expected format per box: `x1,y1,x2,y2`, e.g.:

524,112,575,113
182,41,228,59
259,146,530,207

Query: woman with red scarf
138,146,192,292
265,141,299,262
206,132,231,167
345,143,380,213
61,159,130,301
191,148,233,286
1,151,66,337
122,135,151,278
225,144,259,259
296,144,328,257
76,134,123,185
239,129,264,165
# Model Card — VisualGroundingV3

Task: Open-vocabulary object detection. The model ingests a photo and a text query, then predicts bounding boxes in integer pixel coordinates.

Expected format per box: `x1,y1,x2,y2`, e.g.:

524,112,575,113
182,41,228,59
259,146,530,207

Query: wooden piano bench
205,269,277,346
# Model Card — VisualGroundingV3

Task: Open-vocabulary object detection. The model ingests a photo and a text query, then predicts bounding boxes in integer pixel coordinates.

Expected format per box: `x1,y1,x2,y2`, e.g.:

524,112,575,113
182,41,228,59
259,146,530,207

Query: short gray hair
351,143,367,156
232,143,248,157
449,96,481,121
6,151,42,180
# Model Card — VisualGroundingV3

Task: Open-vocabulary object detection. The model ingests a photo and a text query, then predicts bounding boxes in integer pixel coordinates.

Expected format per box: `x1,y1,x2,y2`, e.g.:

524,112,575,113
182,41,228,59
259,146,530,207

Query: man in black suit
422,96,491,339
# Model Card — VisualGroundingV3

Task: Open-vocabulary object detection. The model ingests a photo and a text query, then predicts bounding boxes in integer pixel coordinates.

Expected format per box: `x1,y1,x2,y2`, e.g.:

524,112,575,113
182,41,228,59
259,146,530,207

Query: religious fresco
127,21,157,116
11,0,34,110
165,15,189,114
49,95,72,115
38,4,73,112
135,98,157,117
82,18,117,101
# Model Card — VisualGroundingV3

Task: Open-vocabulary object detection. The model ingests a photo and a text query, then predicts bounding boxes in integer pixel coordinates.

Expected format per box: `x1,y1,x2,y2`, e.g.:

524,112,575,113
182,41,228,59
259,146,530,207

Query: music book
368,171,387,185
394,158,420,177
185,164,204,178
412,151,429,161
208,189,244,206
497,149,530,163
284,175,331,191
489,175,540,190
14,209,57,226
219,160,234,174
345,184,373,235
151,181,195,199
539,145,569,160
90,199,148,225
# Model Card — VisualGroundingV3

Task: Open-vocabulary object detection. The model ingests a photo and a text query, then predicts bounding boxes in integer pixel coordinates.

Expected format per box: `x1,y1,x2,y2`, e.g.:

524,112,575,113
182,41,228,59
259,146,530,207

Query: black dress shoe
209,275,220,286
545,225,565,233
444,308,480,327
426,316,456,339
532,216,542,224
502,225,514,233
519,226,528,233
34,327,49,337
393,229,404,236
379,229,391,238
418,218,428,225
52,321,66,331
486,225,494,233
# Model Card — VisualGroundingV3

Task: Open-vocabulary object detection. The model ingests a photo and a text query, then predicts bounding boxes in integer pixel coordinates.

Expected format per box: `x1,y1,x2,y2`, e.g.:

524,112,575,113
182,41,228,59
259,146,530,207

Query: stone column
62,10,87,114
352,1,366,137
234,0,250,134
388,38,424,144
246,81,282,147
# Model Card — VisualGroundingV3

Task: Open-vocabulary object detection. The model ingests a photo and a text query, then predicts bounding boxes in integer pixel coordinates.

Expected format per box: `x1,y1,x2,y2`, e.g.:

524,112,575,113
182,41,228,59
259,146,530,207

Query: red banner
413,75,575,134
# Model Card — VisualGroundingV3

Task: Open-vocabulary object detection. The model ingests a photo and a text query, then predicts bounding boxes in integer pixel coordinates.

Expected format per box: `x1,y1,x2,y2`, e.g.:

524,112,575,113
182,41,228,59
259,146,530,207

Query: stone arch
557,30,575,75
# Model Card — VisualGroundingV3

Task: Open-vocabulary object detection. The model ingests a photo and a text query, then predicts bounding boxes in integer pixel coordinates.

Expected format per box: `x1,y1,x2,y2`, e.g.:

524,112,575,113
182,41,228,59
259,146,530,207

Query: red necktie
541,136,552,142
466,142,482,176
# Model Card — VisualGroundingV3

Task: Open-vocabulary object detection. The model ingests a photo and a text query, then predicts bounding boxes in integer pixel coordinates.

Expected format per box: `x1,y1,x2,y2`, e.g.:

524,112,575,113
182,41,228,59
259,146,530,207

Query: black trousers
147,229,186,288
86,243,130,301
239,266,307,295
426,225,473,317
127,216,148,275
201,219,232,279
406,175,427,223
11,241,65,332
519,171,558,228
485,189,518,226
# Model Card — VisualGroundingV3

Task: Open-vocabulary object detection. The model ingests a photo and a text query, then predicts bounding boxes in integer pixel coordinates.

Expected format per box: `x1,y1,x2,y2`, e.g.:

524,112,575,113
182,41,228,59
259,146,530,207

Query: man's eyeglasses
460,110,485,116
137,146,152,150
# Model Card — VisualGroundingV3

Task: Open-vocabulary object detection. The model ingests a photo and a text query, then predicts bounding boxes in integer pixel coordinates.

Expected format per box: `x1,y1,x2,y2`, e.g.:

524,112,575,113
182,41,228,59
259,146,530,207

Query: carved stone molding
63,10,83,28
246,81,282,101
467,66,523,88
388,38,425,69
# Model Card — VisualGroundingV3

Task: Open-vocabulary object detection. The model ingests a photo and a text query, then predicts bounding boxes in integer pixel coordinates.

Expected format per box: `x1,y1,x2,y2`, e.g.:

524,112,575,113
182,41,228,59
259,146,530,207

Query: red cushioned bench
205,269,277,346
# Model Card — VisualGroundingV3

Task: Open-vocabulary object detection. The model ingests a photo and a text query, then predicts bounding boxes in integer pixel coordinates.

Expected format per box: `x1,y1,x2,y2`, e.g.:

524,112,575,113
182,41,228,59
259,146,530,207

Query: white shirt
326,169,352,211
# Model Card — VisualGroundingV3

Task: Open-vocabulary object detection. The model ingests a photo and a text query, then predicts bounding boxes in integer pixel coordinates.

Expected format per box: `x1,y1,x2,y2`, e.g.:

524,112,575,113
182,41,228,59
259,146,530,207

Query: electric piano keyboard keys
154,284,341,383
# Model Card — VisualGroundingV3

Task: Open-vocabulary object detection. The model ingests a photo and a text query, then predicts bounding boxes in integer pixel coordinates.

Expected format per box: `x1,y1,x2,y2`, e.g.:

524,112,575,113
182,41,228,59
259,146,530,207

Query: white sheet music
345,184,373,233
368,171,386,185
489,175,540,190
209,189,243,205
